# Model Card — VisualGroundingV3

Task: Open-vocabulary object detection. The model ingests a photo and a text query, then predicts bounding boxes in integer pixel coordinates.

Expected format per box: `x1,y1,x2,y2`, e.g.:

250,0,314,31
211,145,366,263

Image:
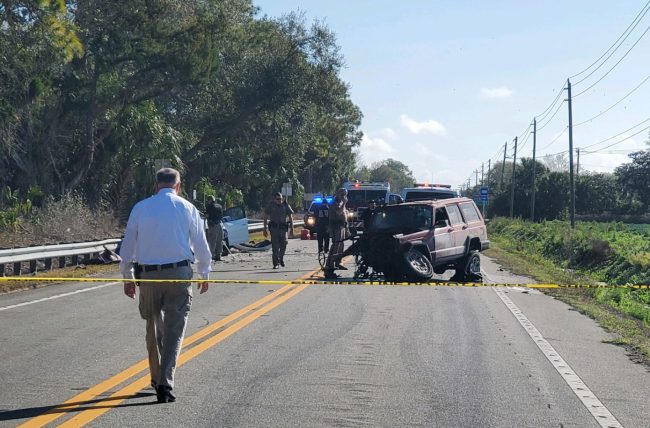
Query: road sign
282,182,293,197
479,187,489,201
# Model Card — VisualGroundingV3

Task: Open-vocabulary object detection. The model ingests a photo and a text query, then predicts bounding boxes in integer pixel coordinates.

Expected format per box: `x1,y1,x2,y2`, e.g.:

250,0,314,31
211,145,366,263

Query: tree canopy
1,0,362,215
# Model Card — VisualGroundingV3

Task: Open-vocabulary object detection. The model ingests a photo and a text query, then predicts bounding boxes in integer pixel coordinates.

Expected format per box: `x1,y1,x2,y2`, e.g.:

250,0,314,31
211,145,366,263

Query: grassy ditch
486,217,650,365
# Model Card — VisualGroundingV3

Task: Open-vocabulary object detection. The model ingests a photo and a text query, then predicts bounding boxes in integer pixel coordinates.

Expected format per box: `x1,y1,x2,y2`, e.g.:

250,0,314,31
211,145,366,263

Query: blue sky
254,0,650,189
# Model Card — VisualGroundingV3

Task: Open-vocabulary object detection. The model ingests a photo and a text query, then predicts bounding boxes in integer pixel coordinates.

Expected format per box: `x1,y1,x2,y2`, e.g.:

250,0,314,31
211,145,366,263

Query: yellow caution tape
0,276,648,288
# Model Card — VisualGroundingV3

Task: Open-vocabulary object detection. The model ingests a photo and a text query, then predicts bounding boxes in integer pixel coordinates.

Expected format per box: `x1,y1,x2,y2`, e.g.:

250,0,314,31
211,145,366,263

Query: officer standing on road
120,168,211,404
205,195,224,261
360,199,377,229
324,188,348,279
315,198,330,254
263,192,294,269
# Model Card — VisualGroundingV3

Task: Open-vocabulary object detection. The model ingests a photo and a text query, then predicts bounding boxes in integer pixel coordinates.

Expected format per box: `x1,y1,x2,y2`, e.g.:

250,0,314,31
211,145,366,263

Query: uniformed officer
204,195,224,261
315,198,330,254
324,188,348,279
360,199,377,229
263,192,294,269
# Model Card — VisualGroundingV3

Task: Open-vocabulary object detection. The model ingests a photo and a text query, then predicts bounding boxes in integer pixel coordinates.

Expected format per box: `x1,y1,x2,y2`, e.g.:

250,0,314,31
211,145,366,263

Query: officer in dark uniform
315,198,330,254
360,199,377,229
205,196,224,261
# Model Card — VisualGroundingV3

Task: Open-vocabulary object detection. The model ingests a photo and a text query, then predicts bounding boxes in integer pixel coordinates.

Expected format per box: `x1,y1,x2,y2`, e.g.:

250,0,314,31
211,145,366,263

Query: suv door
432,207,455,261
445,203,468,256
223,205,249,246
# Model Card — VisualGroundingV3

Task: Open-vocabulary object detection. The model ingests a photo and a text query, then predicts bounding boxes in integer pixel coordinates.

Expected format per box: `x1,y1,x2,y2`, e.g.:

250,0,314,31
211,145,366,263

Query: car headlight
306,216,315,226
347,211,355,219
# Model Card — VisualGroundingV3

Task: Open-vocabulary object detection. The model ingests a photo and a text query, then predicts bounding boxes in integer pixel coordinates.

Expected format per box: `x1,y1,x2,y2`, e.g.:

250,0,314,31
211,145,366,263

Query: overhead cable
582,124,650,153
574,24,650,98
539,127,568,151
570,0,650,78
537,100,566,131
574,74,650,127
581,118,650,150
573,2,650,84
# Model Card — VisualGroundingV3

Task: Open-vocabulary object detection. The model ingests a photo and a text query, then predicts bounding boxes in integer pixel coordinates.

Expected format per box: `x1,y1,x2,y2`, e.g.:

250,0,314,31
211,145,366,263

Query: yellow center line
59,283,309,427
19,268,319,428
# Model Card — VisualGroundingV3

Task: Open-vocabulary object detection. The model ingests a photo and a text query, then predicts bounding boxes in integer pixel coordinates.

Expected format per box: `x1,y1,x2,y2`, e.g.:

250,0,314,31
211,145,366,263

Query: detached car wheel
402,249,434,281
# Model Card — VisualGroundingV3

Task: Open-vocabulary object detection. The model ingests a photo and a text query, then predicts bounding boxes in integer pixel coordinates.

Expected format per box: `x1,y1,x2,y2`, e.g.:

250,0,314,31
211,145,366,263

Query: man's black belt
134,260,190,273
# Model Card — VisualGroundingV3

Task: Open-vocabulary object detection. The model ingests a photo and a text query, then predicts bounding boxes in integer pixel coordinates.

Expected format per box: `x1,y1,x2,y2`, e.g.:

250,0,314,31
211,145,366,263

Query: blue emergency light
325,196,334,204
313,196,323,203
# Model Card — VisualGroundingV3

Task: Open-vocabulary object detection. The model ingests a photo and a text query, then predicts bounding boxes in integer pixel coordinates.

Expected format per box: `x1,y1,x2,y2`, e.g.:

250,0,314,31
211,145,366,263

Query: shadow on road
0,392,157,421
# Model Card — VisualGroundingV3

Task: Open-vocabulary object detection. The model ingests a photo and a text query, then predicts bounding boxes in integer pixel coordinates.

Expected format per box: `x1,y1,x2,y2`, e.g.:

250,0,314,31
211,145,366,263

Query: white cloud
377,127,399,140
480,87,514,98
357,134,395,165
400,114,446,136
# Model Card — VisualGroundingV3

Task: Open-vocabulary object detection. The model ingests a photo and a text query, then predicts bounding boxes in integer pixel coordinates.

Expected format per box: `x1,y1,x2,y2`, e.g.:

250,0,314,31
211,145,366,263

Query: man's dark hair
156,168,180,184
274,192,283,198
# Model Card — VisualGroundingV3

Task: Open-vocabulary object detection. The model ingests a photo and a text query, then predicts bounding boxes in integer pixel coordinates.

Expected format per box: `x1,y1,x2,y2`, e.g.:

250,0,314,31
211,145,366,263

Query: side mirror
223,215,232,222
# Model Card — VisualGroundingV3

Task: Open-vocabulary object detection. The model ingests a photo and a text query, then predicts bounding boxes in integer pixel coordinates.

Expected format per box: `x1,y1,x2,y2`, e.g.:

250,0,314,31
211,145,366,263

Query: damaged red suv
359,197,489,281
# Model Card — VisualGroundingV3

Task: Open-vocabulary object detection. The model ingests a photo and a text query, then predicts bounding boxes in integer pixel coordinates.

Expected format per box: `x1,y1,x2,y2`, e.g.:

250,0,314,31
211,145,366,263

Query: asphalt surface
0,238,648,427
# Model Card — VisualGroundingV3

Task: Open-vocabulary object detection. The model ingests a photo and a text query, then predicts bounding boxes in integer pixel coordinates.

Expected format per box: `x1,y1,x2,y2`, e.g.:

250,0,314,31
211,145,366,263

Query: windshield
369,204,433,232
404,191,456,202
347,189,388,206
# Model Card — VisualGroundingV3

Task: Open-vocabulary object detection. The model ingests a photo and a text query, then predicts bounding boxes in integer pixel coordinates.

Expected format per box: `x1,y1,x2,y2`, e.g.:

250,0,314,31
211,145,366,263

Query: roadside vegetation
487,217,650,364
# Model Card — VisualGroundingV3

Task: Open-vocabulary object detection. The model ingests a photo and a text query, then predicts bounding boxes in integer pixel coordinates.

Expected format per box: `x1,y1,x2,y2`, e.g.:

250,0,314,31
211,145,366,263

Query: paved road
0,239,648,427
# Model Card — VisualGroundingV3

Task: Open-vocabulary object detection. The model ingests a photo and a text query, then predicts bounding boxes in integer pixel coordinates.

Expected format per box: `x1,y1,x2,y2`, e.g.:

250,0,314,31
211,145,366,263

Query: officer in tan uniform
263,192,294,269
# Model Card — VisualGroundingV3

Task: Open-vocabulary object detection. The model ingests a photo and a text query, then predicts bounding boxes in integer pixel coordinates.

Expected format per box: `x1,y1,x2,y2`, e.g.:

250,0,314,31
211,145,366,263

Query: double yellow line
19,272,316,427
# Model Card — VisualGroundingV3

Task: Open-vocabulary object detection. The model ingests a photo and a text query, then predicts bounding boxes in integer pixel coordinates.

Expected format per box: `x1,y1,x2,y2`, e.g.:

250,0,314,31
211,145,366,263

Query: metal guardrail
0,239,122,276
0,221,305,275
247,220,304,233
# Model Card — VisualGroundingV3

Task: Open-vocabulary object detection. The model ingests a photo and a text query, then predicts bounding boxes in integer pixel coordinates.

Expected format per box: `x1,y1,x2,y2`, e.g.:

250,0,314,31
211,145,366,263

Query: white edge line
0,282,119,312
494,288,623,428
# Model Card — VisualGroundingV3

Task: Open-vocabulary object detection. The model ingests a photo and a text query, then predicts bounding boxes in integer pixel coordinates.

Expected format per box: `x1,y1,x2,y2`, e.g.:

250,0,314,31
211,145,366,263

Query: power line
573,2,650,85
570,0,650,79
538,127,568,151
582,124,650,153
534,86,566,125
574,74,650,127
537,100,566,131
574,23,650,98
581,118,650,150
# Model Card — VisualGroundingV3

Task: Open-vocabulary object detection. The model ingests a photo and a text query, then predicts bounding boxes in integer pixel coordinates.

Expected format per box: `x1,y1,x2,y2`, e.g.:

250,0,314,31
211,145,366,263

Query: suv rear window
370,204,432,232
404,190,456,202
459,202,480,222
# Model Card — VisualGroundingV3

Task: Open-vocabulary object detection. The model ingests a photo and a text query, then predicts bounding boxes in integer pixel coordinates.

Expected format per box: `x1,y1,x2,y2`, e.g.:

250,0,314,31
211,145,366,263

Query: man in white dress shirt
120,168,212,404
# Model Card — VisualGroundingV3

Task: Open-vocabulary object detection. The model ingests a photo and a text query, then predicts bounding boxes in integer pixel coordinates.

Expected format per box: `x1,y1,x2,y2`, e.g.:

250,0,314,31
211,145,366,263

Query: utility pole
487,159,491,188
500,141,507,189
576,148,580,180
481,163,484,186
486,159,491,217
509,136,518,218
530,118,537,222
474,169,480,187
567,79,575,228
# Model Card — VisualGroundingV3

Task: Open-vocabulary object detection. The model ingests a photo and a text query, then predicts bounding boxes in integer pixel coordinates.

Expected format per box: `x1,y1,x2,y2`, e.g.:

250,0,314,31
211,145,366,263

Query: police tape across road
0,276,648,288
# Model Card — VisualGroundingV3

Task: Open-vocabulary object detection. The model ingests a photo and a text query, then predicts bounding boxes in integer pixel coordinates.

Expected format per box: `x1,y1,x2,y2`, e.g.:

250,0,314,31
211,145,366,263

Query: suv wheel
402,249,434,281
454,250,482,282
